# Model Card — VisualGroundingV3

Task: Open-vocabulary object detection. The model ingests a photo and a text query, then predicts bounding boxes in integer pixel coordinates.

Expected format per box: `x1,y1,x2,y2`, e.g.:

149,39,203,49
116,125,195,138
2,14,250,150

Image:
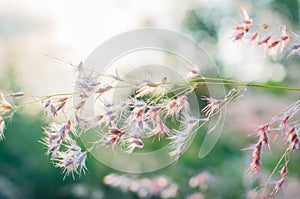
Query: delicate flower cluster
186,66,201,80
92,93,205,160
103,173,178,198
74,62,114,113
165,95,189,118
80,70,217,161
201,96,222,117
271,164,288,196
0,8,300,198
24,59,236,178
33,62,222,177
44,96,69,117
230,7,300,196
168,115,203,161
232,7,253,42
233,7,292,57
136,77,168,98
244,124,270,173
35,60,245,177
245,100,300,195
54,148,87,179
41,121,87,178
46,58,252,179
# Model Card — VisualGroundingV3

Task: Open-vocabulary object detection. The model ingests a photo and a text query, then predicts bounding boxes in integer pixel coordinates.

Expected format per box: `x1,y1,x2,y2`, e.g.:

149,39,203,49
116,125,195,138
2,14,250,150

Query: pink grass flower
146,105,170,139
165,95,190,118
54,149,87,179
176,95,190,114
136,77,168,98
126,135,144,154
97,128,126,150
268,39,281,55
257,124,271,150
103,103,118,126
258,36,271,45
151,120,170,140
126,99,148,131
44,97,69,117
271,164,287,196
187,66,201,79
233,31,245,41
277,115,290,131
101,134,119,150
241,7,253,26
201,96,222,117
168,140,186,162
250,32,259,43
280,25,290,52
286,127,300,150
245,141,262,173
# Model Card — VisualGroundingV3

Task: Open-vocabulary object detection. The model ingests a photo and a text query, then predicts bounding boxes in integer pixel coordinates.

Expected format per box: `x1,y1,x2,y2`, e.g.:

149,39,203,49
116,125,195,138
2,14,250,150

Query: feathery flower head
277,115,290,131
136,76,168,98
165,95,190,118
271,164,288,196
44,97,69,117
201,96,222,117
256,124,271,150
95,128,125,150
187,66,201,79
181,114,204,133
126,135,144,154
286,127,299,150
53,148,87,179
247,141,262,173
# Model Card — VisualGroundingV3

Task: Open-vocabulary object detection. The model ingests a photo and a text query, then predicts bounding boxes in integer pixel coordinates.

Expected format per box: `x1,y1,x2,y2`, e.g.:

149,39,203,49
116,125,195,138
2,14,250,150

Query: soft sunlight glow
0,0,190,94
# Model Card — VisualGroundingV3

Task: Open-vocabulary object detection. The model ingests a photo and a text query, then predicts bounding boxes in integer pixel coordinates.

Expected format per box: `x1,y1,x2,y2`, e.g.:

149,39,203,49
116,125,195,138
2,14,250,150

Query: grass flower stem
163,79,300,92
261,148,290,197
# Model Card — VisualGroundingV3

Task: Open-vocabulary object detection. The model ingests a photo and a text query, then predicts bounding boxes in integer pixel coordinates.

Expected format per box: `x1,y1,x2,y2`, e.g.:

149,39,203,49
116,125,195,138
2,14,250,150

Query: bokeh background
1,0,300,198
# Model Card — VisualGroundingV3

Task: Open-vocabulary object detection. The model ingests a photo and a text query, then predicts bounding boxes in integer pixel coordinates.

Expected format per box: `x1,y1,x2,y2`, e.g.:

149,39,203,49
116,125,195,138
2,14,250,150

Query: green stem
246,83,300,91
261,148,290,198
267,148,289,181
164,80,300,92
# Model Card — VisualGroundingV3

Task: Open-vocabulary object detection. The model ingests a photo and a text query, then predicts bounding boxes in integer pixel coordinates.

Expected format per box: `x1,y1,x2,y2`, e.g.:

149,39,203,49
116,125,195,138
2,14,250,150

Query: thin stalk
163,80,300,92
261,148,290,198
